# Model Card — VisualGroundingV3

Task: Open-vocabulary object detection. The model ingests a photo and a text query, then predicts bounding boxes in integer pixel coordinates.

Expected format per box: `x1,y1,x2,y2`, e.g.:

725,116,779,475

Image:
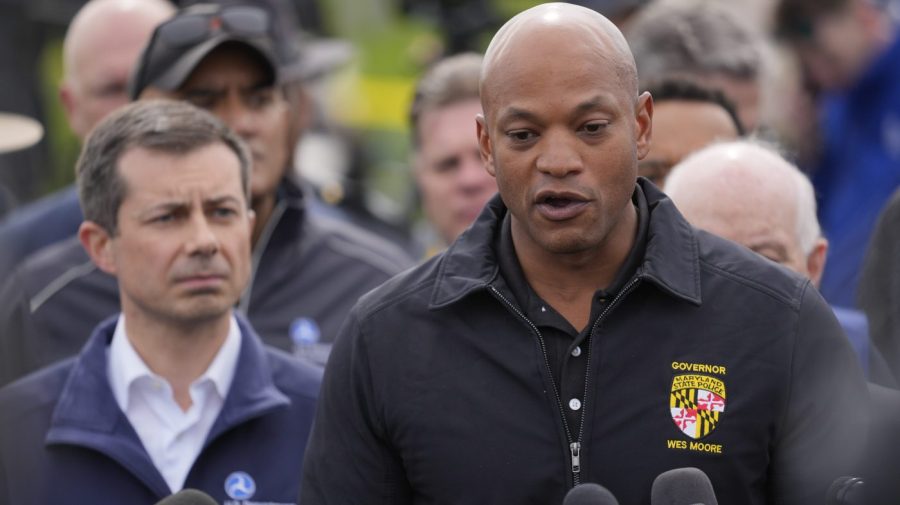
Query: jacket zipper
489,276,641,487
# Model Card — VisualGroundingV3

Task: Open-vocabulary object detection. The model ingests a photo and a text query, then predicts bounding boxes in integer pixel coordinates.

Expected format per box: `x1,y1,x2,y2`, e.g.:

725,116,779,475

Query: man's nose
535,129,583,177
185,214,219,256
216,94,258,138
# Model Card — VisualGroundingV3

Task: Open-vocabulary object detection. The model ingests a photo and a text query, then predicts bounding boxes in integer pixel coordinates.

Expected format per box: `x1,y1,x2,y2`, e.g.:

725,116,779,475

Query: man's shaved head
480,2,639,119
474,1,652,264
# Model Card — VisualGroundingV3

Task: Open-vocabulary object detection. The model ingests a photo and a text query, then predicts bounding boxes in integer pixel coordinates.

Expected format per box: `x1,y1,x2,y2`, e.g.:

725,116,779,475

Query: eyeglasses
155,5,271,49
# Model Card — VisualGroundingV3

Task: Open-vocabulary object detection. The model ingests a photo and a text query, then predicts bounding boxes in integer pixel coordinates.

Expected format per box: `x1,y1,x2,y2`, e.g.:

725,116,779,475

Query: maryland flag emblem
670,374,726,439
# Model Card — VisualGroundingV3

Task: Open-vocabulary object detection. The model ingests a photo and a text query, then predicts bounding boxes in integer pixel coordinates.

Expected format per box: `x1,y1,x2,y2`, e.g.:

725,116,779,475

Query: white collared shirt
107,315,241,493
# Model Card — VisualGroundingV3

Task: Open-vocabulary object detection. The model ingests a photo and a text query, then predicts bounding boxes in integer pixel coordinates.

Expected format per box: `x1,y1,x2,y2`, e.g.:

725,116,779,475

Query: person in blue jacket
0,100,320,504
775,0,900,309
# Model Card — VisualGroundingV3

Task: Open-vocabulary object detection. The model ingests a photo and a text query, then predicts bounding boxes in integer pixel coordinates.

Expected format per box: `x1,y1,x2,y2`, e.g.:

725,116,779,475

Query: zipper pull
570,442,581,474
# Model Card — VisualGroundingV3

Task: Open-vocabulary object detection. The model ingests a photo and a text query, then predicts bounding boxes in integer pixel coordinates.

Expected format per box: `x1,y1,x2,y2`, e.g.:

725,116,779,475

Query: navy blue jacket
302,181,869,505
0,186,81,279
0,315,321,504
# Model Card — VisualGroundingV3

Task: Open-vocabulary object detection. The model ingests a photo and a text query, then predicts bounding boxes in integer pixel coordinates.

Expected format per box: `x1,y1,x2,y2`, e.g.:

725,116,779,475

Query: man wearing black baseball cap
0,2,413,385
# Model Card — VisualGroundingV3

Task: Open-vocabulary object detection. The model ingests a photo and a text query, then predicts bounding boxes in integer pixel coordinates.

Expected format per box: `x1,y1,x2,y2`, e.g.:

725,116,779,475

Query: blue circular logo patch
290,317,321,346
225,471,256,500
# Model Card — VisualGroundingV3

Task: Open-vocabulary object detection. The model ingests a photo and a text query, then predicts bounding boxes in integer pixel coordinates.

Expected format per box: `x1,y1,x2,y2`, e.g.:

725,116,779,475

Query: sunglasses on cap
154,4,271,49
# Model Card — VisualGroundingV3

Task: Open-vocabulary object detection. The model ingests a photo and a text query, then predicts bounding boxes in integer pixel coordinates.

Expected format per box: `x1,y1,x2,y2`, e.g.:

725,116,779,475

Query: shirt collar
495,185,650,311
107,314,242,411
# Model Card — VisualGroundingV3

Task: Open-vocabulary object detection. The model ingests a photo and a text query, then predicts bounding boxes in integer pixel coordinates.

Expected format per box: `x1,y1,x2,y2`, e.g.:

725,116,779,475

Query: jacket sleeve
770,282,870,504
0,271,34,387
300,308,412,505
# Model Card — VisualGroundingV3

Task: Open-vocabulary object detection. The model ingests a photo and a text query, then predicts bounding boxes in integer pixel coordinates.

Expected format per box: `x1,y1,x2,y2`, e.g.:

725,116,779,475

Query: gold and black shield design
669,374,726,439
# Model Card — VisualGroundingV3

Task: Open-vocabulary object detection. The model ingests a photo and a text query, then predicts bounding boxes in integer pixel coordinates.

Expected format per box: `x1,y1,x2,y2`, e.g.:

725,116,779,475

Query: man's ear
59,82,86,139
286,83,313,145
247,208,256,235
78,221,117,275
806,237,829,288
635,91,653,161
476,114,496,177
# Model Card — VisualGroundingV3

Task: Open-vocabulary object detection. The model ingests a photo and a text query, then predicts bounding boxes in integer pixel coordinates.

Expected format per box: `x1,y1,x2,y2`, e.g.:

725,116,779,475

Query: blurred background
0,0,551,237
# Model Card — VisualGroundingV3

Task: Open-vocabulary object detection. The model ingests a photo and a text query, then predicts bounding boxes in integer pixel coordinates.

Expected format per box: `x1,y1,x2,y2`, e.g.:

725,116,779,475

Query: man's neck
512,204,637,331
122,308,231,411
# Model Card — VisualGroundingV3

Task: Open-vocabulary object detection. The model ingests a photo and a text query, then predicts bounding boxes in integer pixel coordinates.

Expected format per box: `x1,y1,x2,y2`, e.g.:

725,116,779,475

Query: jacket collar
45,314,289,495
430,179,701,308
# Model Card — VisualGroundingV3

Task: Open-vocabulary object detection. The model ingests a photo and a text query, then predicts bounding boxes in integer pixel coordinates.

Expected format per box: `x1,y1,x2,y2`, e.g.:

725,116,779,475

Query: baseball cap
128,3,281,100
176,0,355,81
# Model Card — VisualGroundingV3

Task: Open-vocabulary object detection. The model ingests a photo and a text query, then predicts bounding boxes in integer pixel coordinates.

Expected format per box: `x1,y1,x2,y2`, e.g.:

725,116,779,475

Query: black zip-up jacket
0,178,413,385
301,180,869,505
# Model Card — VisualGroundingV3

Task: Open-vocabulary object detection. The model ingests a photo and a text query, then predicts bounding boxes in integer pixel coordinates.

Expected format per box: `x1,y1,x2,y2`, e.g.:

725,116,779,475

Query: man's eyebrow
181,87,223,98
204,195,243,206
573,96,615,116
497,96,616,124
247,81,277,93
137,200,186,218
497,107,540,124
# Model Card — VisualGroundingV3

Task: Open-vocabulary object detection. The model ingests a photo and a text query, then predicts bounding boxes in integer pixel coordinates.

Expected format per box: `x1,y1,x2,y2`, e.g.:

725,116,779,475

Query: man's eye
507,130,536,143
186,95,216,110
212,207,238,219
93,82,127,99
433,156,461,174
246,91,275,109
581,121,608,134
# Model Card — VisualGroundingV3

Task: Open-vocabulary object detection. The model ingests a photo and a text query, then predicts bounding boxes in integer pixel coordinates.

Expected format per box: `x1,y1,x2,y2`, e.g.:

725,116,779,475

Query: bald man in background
664,140,895,383
0,0,174,277
300,4,867,504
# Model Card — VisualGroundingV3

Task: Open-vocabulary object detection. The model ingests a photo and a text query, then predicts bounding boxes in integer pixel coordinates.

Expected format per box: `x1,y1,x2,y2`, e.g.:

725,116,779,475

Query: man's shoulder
6,236,116,314
0,186,80,239
693,228,810,309
643,186,809,310
0,186,81,270
0,357,73,424
303,212,414,277
263,345,323,400
349,253,448,321
13,236,95,290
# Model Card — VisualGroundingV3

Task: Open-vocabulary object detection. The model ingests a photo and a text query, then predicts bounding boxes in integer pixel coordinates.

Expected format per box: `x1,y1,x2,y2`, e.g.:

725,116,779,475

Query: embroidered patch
225,471,256,500
669,374,726,439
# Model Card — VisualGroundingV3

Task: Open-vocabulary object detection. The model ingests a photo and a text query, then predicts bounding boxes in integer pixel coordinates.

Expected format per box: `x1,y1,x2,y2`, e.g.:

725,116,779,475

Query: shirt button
541,306,547,313
569,398,582,411
571,346,582,357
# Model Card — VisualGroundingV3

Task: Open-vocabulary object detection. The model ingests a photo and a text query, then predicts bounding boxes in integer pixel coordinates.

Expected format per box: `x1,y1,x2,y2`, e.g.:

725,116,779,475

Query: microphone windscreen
563,482,620,505
651,467,718,505
154,489,219,505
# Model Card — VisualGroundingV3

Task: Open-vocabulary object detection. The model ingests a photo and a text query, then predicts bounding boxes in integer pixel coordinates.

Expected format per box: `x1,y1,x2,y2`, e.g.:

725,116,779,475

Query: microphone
154,489,219,505
826,476,864,505
563,482,620,504
651,467,718,505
